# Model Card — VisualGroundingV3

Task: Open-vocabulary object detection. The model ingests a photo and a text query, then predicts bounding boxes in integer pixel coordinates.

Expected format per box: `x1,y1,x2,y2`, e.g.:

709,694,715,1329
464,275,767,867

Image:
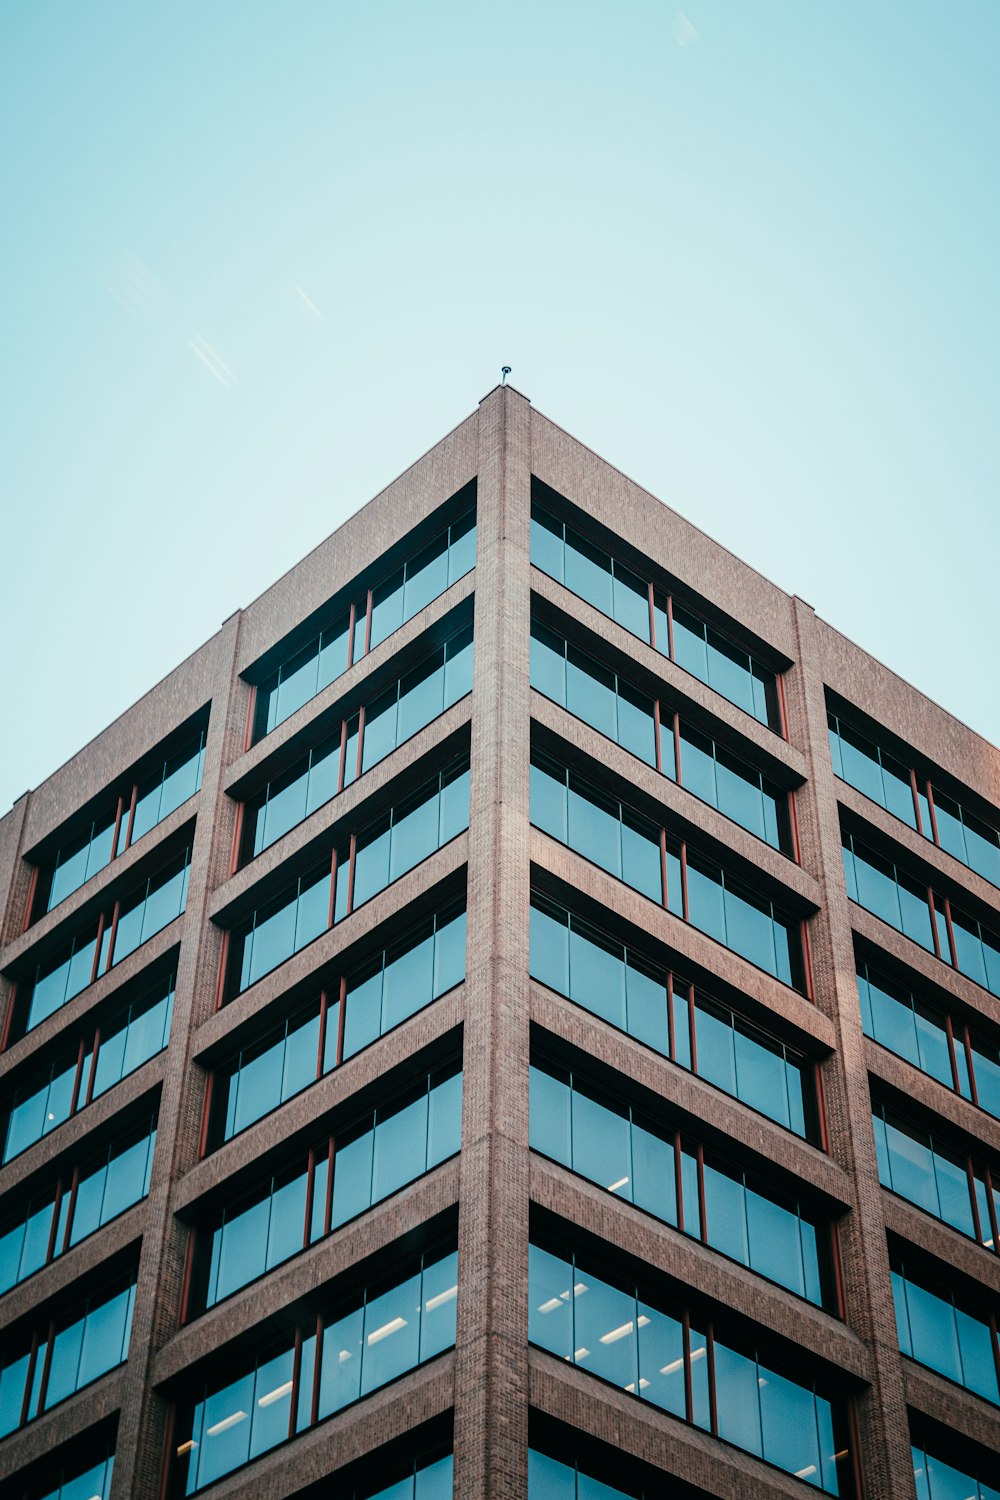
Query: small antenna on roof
501,366,511,386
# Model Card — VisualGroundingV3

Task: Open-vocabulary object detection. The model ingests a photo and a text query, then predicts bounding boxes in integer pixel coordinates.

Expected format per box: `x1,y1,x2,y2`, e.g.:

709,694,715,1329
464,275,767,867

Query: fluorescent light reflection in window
206,1410,247,1436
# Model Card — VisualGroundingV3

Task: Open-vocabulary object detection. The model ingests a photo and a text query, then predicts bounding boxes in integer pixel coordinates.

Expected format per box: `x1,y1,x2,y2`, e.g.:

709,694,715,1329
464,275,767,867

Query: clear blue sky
2,1,998,813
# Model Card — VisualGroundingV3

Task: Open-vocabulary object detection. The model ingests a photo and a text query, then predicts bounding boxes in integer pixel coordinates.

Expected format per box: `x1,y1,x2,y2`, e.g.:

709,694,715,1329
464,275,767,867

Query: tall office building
2,384,1000,1500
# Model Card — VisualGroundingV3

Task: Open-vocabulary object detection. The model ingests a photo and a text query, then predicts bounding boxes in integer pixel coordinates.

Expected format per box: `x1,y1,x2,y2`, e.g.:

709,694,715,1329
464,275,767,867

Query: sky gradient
2,1,998,813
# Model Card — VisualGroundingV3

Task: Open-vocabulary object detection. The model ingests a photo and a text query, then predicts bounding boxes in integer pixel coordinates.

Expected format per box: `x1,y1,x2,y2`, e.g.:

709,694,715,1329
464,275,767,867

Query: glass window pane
403,533,449,620
530,901,569,994
672,605,707,681
528,1243,574,1359
575,1273,637,1391
362,1272,421,1394
571,1087,632,1200
370,572,405,651
624,955,669,1055
713,1341,762,1457
616,679,656,766
569,922,626,1029
530,508,564,581
621,809,662,903
686,856,726,945
706,631,754,715
759,1364,821,1483
420,1251,459,1361
198,1371,255,1485
373,1094,428,1202
267,1172,308,1269
249,1348,294,1460
427,1070,462,1164
679,726,717,808
565,530,613,617
612,561,650,642
318,1305,364,1416
745,1189,805,1297
275,642,320,728
636,1300,685,1416
331,1130,374,1228
716,750,766,841
838,722,886,805
383,928,435,1033
397,656,446,747
215,1198,269,1300
567,647,617,739
695,1001,736,1096
448,510,476,581
702,1162,748,1264
568,780,621,878
353,821,392,909
77,1286,132,1388
530,1064,571,1164
629,1121,676,1225
951,909,989,988
318,618,351,691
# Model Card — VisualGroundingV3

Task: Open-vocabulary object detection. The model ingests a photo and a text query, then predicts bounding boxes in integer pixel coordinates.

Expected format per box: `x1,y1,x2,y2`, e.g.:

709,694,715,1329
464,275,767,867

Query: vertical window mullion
909,769,925,836
105,901,122,974
325,1136,335,1236
666,593,675,662
346,834,358,919
680,841,689,922
688,986,699,1075
666,971,676,1061
926,889,944,962
944,1013,961,1096
336,975,348,1068
674,1134,685,1233
963,1025,980,1108
90,913,106,985
966,1156,986,1246
336,718,349,795
347,601,357,669
646,581,655,649
310,1313,323,1427
110,795,125,867
355,705,366,781
316,990,328,1080
68,1036,88,1116
942,896,960,971
35,1321,56,1418
653,699,663,776
18,1333,41,1429
363,590,373,657
696,1144,707,1243
123,783,138,853
303,1149,316,1252
60,1166,81,1255
659,830,668,911
926,783,944,849
289,1327,303,1442
22,867,39,933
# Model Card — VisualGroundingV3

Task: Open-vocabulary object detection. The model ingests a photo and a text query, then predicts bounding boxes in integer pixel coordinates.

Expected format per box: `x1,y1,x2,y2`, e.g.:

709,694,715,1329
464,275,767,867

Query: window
0,1272,137,1437
242,626,473,862
872,1101,998,1252
529,1240,849,1493
531,488,782,732
9,850,190,1044
23,1440,116,1500
532,751,806,990
0,1115,156,1296
227,761,469,1000
530,895,818,1139
531,620,792,853
830,708,1000,890
530,1058,833,1307
528,1449,643,1498
2,975,173,1164
189,1064,461,1314
173,1246,458,1494
208,903,465,1148
251,502,475,743
29,721,207,922
892,1256,1000,1404
912,1439,1000,1500
858,960,1000,1121
843,833,1000,998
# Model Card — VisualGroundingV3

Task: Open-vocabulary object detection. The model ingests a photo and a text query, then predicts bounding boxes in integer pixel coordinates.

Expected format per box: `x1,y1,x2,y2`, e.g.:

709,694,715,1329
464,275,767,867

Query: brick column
453,384,533,1497
787,596,915,1500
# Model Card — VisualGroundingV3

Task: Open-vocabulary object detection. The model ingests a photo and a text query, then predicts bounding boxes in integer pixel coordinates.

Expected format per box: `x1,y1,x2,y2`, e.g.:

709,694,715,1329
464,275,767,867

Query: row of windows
30,722,206,922
530,1059,832,1307
892,1257,1000,1406
913,1444,1000,1500
38,1458,114,1500
873,1101,999,1254
829,710,1000,889
530,493,782,731
11,847,190,1043
859,960,1000,1120
2,975,173,1164
843,832,1000,998
531,751,806,989
251,503,475,742
529,1241,847,1493
531,621,792,853
210,903,465,1149
0,1272,136,1438
528,1450,645,1499
190,1066,461,1315
0,1116,156,1297
530,896,816,1140
243,628,473,862
229,761,469,998
173,1246,458,1494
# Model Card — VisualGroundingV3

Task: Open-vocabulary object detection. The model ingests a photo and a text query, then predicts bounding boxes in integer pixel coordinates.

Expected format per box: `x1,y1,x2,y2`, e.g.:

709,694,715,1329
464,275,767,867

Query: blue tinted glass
706,631,754,716
567,646,617,740
527,1243,574,1358
530,1064,571,1163
448,509,476,580
672,606,707,680
403,533,449,620
565,529,613,617
530,901,569,994
612,561,650,642
713,1340,762,1457
397,656,445,746
530,508,564,581
570,922,626,1029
